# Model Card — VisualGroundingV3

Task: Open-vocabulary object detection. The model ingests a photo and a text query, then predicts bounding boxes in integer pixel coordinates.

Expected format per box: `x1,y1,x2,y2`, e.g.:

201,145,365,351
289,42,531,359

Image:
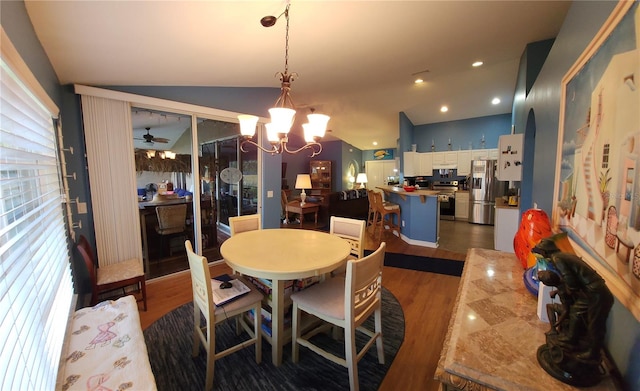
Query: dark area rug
144,288,404,390
366,251,464,276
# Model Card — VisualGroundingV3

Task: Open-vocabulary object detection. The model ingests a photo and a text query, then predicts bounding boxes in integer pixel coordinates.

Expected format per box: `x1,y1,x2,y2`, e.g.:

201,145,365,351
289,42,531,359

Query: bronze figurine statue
533,238,614,387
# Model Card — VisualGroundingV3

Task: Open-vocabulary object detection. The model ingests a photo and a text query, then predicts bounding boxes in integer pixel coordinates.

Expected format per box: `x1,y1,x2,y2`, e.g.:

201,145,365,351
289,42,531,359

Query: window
1,44,73,389
602,143,610,168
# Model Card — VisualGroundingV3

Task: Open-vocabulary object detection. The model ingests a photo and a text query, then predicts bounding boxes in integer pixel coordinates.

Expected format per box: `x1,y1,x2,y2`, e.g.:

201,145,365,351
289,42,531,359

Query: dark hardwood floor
139,218,495,391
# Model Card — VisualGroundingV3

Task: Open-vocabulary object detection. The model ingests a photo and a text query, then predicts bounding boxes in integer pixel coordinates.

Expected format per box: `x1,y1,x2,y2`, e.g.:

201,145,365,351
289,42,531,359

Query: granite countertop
435,248,620,391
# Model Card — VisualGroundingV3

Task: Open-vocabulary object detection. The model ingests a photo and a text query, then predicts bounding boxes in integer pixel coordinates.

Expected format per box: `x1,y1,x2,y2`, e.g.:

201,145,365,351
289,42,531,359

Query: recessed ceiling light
414,78,424,84
472,61,484,67
492,97,501,105
440,106,449,113
373,141,378,146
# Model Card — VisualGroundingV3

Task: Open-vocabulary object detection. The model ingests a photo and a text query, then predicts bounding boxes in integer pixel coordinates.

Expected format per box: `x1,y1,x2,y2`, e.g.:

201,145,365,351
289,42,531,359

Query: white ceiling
24,1,571,150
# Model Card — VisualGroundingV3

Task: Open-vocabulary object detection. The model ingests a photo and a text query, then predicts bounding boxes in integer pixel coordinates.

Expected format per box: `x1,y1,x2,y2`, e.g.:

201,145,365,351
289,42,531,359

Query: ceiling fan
134,127,169,144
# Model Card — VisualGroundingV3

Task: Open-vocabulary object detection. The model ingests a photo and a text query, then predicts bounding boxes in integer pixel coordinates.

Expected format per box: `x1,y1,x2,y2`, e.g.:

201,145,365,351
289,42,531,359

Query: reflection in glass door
132,107,194,279
198,118,258,231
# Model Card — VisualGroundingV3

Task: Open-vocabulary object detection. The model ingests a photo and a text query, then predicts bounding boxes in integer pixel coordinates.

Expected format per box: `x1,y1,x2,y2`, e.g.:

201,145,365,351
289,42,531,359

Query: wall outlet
267,190,274,198
402,220,405,227
77,202,87,214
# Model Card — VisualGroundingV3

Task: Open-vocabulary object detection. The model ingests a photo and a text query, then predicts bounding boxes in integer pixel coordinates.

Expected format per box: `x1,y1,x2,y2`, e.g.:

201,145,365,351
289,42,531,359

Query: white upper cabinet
419,153,433,175
444,152,457,164
432,151,444,166
457,150,472,176
471,148,498,161
403,151,419,177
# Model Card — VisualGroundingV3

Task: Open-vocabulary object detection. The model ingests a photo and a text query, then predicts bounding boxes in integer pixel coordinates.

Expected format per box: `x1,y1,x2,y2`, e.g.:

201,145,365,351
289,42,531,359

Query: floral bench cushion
59,295,156,390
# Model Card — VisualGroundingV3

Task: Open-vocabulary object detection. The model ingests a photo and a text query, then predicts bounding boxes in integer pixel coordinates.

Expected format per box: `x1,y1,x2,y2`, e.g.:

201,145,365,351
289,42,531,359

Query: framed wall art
552,1,640,320
373,148,394,160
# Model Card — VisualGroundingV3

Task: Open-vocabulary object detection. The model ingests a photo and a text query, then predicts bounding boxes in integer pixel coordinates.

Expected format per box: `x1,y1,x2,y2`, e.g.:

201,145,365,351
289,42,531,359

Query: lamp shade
268,108,296,134
295,174,312,189
238,114,259,137
356,173,368,184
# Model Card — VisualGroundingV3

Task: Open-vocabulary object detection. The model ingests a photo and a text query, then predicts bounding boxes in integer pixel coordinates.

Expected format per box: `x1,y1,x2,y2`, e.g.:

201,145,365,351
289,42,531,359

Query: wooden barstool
372,191,400,238
366,189,378,230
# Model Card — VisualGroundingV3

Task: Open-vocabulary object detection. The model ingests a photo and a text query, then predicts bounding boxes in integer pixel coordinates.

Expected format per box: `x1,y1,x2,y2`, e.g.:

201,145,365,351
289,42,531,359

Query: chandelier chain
284,4,290,76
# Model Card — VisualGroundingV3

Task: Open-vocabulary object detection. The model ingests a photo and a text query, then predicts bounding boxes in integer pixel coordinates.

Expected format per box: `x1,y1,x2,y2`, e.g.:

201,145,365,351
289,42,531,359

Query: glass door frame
130,100,262,256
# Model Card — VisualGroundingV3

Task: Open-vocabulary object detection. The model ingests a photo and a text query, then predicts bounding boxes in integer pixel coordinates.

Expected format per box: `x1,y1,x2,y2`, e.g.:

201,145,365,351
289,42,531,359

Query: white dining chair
291,242,386,391
329,216,366,277
185,240,263,391
229,214,261,235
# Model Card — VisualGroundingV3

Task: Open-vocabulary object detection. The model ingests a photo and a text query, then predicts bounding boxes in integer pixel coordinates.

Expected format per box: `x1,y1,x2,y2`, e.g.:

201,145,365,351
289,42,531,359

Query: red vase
513,208,552,269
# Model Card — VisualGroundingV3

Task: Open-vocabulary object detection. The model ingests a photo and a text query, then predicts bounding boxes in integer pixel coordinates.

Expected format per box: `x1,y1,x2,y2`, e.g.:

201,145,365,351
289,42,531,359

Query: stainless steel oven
433,180,458,220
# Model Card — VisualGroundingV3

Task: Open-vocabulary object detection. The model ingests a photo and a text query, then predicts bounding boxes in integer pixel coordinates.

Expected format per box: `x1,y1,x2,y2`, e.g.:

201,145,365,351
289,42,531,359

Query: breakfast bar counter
376,186,439,247
377,185,439,203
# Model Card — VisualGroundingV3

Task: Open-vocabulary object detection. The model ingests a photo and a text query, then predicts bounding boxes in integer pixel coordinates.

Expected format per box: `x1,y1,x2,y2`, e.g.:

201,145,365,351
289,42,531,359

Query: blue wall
412,113,511,152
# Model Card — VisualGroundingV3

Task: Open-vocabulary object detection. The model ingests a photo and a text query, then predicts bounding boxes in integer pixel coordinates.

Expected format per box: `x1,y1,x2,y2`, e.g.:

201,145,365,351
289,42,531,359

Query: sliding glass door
197,118,258,229
132,107,195,278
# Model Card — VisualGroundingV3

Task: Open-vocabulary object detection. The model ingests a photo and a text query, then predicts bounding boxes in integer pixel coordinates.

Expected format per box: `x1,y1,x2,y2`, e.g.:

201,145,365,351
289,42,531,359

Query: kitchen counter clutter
435,248,620,391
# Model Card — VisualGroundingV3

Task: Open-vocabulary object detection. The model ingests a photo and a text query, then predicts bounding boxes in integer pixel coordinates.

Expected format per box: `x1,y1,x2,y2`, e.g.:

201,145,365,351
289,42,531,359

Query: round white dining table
220,228,351,366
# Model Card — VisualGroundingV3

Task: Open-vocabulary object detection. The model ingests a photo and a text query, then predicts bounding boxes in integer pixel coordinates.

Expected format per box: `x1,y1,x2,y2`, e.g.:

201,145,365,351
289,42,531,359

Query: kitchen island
376,186,440,247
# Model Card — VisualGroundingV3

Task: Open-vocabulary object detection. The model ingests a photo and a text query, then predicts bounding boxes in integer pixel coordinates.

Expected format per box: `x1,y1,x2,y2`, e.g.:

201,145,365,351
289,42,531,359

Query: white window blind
0,54,73,390
79,95,142,267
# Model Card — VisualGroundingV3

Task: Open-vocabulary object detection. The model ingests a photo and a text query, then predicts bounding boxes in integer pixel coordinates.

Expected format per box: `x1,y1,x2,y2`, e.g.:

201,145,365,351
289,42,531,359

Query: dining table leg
272,279,285,366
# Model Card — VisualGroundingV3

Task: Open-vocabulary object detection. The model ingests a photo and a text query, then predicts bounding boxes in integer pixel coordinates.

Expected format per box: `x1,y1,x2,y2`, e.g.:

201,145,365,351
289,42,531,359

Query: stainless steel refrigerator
468,159,507,225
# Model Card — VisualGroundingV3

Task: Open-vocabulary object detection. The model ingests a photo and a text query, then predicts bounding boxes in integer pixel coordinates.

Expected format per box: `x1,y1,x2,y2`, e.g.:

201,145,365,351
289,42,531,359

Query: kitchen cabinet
455,191,469,220
366,160,397,188
497,134,524,181
457,151,471,176
494,203,519,252
432,152,444,166
419,153,433,175
403,151,419,177
432,151,459,169
471,148,498,161
444,152,457,164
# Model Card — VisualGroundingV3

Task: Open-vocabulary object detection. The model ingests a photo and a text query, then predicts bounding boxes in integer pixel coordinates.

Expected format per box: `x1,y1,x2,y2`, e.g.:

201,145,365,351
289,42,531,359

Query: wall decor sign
552,1,640,320
373,149,393,160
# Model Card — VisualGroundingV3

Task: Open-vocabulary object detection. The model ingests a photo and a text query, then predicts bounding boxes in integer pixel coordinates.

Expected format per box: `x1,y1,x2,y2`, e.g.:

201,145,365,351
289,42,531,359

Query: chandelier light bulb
307,113,330,139
238,114,259,137
268,108,295,134
265,123,281,143
302,123,314,143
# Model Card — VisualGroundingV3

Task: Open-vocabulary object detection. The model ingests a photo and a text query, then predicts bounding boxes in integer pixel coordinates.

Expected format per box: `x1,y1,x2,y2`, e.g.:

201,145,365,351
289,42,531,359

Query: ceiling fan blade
152,137,169,143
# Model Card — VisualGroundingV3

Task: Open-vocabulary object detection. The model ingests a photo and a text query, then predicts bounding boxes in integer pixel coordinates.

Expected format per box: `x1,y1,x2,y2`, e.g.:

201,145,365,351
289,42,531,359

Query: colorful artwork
373,149,393,160
553,1,640,320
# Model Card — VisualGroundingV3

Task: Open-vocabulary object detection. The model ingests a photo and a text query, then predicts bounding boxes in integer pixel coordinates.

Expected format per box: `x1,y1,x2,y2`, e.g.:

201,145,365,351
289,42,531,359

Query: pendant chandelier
238,2,329,158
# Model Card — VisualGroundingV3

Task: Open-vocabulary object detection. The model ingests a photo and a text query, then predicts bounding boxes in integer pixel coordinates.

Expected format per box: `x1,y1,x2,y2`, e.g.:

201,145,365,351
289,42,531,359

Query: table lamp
356,173,368,189
295,174,312,205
